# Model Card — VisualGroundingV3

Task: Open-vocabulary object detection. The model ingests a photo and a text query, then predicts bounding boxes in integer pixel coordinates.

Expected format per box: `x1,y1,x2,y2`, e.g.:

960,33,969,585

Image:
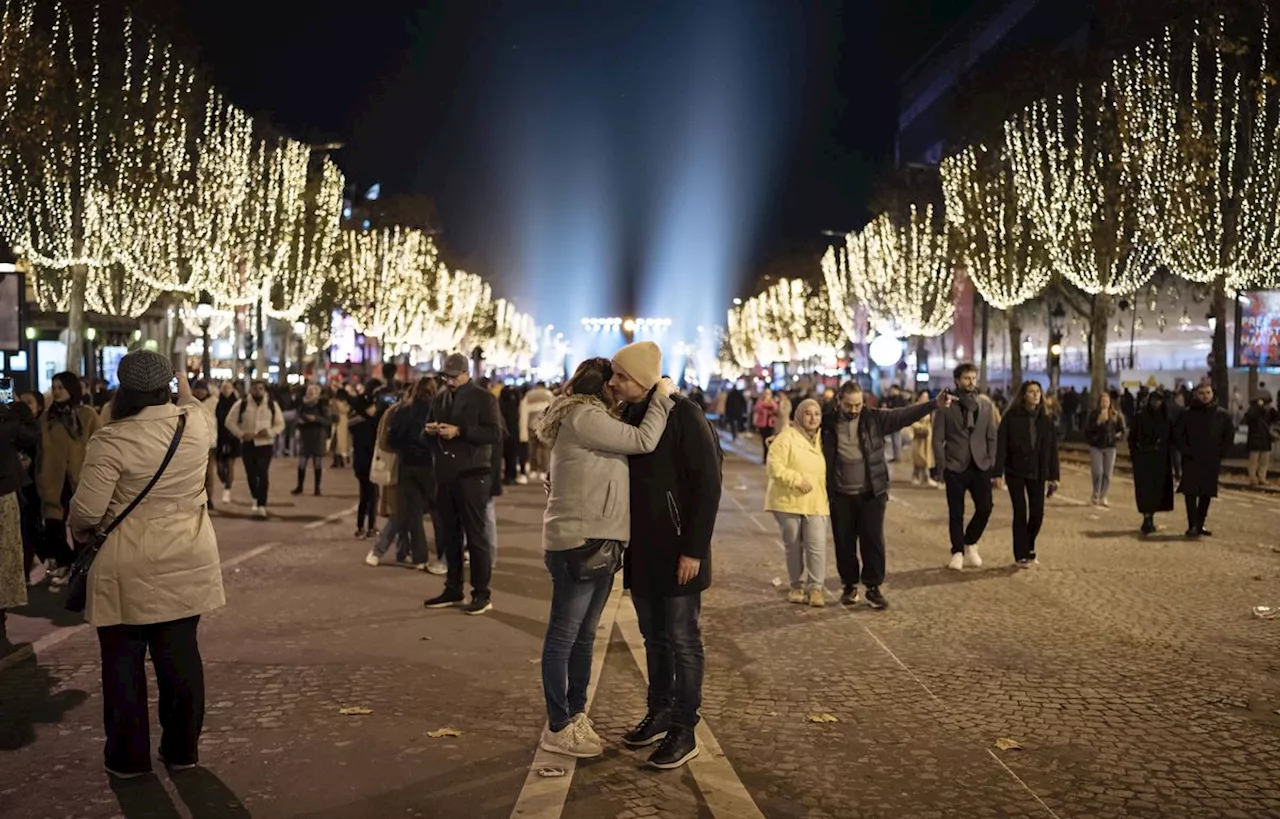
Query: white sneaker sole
649,744,700,770
539,739,602,759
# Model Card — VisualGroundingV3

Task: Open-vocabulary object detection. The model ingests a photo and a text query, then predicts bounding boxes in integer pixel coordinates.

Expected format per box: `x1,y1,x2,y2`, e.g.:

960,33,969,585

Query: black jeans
1005,475,1045,561
97,616,204,774
438,475,493,600
396,464,434,564
355,471,379,532
632,593,703,728
944,464,994,554
503,437,519,483
830,491,887,589
1184,493,1212,531
241,444,274,507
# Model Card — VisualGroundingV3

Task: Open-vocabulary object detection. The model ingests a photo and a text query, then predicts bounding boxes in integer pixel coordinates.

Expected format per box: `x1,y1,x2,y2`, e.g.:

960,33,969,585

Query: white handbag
370,448,398,487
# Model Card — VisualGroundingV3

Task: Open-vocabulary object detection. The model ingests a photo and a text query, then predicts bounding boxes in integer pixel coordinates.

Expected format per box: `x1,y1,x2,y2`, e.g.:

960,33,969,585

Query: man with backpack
225,380,286,518
610,341,722,771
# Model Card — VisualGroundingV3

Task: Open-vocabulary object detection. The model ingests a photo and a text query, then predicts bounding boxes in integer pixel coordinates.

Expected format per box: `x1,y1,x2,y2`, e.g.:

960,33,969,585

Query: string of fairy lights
726,278,842,369
0,0,538,364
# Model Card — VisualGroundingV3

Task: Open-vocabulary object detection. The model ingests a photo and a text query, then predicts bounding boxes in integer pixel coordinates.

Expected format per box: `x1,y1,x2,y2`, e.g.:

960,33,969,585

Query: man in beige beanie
609,341,723,771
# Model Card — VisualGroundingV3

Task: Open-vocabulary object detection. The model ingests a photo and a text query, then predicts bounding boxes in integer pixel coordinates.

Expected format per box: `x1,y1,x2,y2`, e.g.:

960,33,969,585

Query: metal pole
201,322,212,380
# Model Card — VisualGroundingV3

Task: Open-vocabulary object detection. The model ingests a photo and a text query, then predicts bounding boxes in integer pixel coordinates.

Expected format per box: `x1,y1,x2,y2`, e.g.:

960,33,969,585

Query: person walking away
909,392,938,487
520,382,555,482
38,372,104,587
1129,390,1176,535
68,355,224,779
753,389,779,463
214,382,240,506
609,341,722,770
1084,392,1127,507
0,398,40,638
765,399,829,607
291,384,330,497
724,385,747,441
191,381,219,512
1173,382,1234,537
1120,388,1136,428
365,385,417,566
224,380,285,519
932,363,999,571
499,384,522,485
330,387,351,468
993,381,1059,568
1243,394,1278,486
422,354,503,614
1061,387,1080,438
535,359,675,758
385,378,439,569
349,384,382,538
825,382,950,608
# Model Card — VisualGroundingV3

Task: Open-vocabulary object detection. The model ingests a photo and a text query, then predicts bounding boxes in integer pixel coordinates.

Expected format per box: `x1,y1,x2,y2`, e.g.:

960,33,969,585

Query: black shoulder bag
563,538,626,581
65,414,188,613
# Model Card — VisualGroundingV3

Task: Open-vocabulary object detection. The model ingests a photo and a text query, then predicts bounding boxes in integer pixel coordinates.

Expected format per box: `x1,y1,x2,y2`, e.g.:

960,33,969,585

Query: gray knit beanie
116,350,174,392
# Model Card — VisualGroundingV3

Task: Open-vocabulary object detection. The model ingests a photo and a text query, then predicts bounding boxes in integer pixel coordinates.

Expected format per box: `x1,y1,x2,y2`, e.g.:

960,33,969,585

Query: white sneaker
425,561,447,576
251,502,260,513
364,551,379,567
572,713,604,747
1099,497,1110,509
540,721,603,758
1090,494,1099,506
910,475,922,486
255,507,268,519
221,488,232,505
963,545,982,568
947,552,965,571
927,478,940,489
516,474,529,485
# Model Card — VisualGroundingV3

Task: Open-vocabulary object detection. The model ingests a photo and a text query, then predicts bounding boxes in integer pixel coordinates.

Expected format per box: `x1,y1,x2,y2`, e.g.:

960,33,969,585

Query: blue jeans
540,551,614,732
370,518,410,561
632,593,703,728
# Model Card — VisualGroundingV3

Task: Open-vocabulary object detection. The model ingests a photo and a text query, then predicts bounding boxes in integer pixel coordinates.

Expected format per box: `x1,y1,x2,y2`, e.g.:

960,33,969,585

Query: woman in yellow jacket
764,398,829,607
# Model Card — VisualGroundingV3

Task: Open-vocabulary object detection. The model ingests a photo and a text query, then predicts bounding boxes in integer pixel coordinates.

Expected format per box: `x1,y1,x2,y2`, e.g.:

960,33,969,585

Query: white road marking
510,574,625,819
725,488,771,534
0,505,357,676
614,603,767,819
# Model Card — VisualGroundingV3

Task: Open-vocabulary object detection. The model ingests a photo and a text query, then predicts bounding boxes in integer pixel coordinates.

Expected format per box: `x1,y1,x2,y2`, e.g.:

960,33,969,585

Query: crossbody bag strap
95,412,188,547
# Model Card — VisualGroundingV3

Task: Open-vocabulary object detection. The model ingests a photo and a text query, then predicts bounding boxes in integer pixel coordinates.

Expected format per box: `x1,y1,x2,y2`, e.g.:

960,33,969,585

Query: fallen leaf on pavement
419,636,432,641
994,737,1023,750
427,727,463,738
806,713,840,723
766,711,778,717
338,707,373,716
537,767,566,778
771,577,783,588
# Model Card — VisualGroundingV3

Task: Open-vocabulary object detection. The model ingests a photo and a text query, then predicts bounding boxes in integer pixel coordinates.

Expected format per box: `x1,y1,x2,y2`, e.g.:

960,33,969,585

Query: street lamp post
85,327,98,393
196,294,214,380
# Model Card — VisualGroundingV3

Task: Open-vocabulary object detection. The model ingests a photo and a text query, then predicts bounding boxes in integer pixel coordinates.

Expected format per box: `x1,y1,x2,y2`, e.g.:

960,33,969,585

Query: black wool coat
993,405,1060,482
621,393,722,598
1173,402,1234,497
1129,405,1175,514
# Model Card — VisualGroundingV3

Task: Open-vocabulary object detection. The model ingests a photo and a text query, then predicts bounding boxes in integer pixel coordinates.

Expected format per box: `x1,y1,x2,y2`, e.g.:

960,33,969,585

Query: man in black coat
823,382,951,609
422,353,503,614
724,386,747,440
612,341,721,771
1173,382,1234,537
498,385,522,485
1129,390,1176,535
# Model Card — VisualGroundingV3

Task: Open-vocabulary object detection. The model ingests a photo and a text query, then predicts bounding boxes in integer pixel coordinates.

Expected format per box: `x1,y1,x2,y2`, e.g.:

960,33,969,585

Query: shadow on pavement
109,776,184,819
15,581,86,628
1082,529,1187,543
485,607,552,640
0,647,89,750
889,564,1019,591
170,767,254,819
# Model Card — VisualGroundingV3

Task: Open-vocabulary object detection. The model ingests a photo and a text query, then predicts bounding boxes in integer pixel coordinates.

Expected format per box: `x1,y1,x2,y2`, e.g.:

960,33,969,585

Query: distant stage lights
581,317,673,333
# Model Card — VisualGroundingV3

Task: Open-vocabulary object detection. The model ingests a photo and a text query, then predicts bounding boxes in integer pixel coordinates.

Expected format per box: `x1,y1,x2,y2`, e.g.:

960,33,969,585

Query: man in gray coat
932,363,1000,571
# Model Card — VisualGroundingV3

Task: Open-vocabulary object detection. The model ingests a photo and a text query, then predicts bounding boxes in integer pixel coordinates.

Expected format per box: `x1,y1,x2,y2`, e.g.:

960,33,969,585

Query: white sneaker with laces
963,545,982,568
516,474,529,485
540,722,603,758
572,713,603,747
251,502,260,513
364,551,379,567
947,552,965,571
254,507,268,519
221,489,232,505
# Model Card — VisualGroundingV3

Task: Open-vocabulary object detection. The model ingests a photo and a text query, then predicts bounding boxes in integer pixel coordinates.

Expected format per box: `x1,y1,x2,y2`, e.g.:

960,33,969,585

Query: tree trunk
1008,306,1023,391
1090,293,1113,397
1210,276,1229,408
65,264,87,375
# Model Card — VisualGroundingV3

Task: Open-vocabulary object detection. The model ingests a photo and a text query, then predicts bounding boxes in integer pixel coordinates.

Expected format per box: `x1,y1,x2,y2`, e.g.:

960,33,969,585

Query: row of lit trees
745,9,1280,399
0,0,536,374
726,278,842,370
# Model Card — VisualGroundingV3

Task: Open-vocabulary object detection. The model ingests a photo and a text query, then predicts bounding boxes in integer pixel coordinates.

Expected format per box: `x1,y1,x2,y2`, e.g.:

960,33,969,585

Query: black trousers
831,491,887,589
1184,493,1212,531
97,616,204,774
355,472,379,532
1005,475,1045,561
944,464,994,554
396,465,435,564
241,444,274,507
503,437,519,483
438,475,493,600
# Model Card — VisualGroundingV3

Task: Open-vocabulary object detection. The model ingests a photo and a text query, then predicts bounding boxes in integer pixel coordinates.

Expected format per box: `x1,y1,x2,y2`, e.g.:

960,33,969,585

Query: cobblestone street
2,442,1279,819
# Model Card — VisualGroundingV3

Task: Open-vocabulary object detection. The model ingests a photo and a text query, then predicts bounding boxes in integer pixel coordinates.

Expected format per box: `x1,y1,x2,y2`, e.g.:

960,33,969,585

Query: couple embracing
535,342,722,770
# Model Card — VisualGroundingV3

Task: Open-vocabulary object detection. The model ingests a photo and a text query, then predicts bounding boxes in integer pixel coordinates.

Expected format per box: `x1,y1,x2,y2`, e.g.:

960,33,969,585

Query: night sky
174,0,975,327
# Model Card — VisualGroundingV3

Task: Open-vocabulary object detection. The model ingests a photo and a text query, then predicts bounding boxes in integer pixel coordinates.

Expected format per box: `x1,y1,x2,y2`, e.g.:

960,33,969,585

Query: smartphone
0,377,12,404
170,377,179,394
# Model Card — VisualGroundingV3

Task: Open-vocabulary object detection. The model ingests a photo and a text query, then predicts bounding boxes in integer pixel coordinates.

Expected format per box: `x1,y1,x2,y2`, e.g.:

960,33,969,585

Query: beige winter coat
38,405,104,520
69,398,225,627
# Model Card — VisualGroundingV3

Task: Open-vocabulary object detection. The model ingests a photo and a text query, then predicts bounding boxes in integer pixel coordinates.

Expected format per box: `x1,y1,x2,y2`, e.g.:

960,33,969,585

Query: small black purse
563,537,626,582
65,414,187,613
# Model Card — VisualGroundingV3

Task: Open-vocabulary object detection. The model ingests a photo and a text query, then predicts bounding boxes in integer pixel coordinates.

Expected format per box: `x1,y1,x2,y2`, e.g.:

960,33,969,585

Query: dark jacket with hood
994,403,1060,482
821,401,936,498
620,392,721,598
428,380,502,482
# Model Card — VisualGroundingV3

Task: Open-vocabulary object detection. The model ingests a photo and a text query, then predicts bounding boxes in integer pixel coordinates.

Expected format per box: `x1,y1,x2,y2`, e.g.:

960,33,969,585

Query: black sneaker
840,587,860,606
648,726,699,770
623,711,672,747
1185,528,1201,538
463,598,493,616
1198,527,1212,537
864,586,889,610
1140,517,1155,535
423,592,465,609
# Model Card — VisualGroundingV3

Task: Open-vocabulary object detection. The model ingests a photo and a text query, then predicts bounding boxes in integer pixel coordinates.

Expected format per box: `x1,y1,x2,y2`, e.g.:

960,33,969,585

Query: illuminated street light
623,318,637,333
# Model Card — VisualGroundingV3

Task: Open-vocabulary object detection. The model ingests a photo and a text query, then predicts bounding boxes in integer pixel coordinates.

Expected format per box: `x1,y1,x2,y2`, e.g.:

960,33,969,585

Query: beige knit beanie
612,341,663,390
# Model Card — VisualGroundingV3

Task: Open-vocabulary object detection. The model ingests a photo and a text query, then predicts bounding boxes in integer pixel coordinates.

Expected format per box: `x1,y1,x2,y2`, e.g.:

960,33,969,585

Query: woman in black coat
292,384,331,496
1129,391,1175,535
993,380,1059,567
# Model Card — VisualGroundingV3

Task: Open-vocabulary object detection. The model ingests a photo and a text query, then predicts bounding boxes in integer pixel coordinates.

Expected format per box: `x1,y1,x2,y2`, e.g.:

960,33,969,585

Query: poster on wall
1239,290,1280,368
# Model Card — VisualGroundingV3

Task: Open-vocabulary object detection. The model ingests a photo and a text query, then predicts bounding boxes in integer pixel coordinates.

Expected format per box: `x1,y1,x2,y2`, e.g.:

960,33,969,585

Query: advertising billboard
1239,290,1280,368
